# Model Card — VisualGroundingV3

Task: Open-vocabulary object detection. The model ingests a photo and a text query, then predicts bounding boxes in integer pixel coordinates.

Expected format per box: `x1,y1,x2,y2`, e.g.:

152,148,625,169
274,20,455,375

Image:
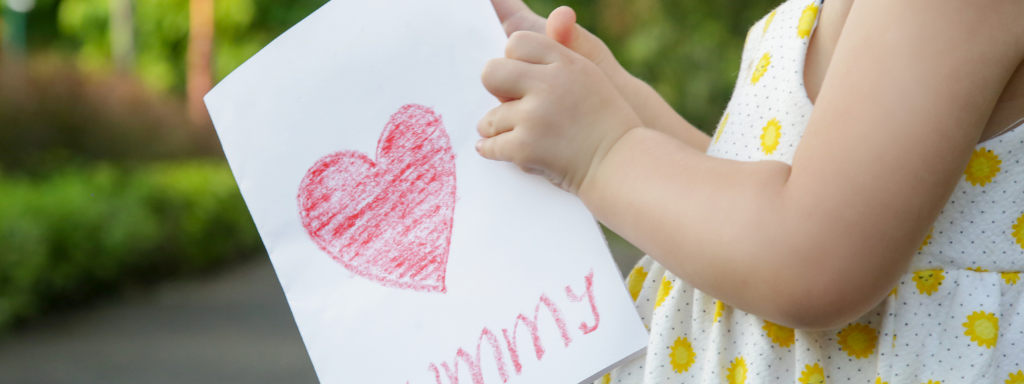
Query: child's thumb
545,6,576,48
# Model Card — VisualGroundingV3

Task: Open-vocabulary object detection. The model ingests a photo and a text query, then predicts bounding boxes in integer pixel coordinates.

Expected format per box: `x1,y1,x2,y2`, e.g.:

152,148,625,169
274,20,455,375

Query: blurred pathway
0,232,642,384
0,258,319,384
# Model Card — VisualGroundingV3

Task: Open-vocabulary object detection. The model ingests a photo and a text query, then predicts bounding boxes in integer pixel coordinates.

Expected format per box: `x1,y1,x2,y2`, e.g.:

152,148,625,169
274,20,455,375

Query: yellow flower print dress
600,0,1024,383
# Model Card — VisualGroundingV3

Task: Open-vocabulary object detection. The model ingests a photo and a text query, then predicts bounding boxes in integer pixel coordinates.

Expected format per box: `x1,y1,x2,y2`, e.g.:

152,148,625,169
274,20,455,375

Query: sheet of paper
204,0,648,383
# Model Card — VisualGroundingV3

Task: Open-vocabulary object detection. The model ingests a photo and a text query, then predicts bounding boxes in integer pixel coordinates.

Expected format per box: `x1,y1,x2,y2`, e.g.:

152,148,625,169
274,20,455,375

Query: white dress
600,0,1024,383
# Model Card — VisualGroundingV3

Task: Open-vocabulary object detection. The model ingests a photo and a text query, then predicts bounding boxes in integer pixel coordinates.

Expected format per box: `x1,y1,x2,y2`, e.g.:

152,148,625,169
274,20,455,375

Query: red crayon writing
418,270,600,384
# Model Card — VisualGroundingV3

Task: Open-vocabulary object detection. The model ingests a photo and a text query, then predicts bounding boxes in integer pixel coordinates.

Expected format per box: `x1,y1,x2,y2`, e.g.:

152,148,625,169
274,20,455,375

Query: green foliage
54,0,301,92
0,60,246,330
524,0,779,131
132,0,190,90
0,161,261,330
56,0,114,70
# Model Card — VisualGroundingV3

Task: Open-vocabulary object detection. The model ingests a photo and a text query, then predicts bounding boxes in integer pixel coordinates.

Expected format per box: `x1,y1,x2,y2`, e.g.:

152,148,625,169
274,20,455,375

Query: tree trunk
109,0,135,72
187,0,214,125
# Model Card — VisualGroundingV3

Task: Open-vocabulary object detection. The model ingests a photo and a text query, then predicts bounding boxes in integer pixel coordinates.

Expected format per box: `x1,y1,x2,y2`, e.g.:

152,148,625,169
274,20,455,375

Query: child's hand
490,4,713,151
476,31,643,194
491,3,626,89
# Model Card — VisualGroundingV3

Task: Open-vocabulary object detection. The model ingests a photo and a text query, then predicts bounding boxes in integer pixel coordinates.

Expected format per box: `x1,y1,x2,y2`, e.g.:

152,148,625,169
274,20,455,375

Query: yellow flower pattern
1003,271,1021,285
964,148,1001,186
919,227,933,251
715,113,729,144
963,311,999,348
912,270,944,296
797,3,819,38
726,357,747,384
836,323,877,359
761,118,782,154
655,276,673,309
751,52,771,85
626,265,648,301
763,320,795,348
798,363,826,384
1013,213,1024,250
669,337,696,373
608,0,1024,381
1007,370,1024,384
763,10,777,35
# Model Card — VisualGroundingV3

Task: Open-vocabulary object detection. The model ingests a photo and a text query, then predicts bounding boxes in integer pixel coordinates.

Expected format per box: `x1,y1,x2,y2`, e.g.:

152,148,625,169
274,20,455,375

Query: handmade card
203,0,648,383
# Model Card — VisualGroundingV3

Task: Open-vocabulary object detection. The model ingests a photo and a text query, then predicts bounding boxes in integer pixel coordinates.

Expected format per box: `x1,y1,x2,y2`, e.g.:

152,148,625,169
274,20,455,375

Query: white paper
204,0,648,383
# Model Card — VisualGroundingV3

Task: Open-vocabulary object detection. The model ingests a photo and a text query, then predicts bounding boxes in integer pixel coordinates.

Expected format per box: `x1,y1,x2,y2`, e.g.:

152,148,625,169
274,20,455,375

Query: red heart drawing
297,104,456,293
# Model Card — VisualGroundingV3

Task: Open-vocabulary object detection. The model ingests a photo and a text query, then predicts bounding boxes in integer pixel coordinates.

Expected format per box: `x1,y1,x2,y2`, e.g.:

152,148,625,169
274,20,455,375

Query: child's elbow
770,258,897,331
776,295,879,331
749,229,914,331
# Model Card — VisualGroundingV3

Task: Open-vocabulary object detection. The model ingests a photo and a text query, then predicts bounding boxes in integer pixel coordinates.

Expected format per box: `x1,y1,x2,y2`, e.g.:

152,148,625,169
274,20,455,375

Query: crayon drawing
297,104,456,293
203,0,648,381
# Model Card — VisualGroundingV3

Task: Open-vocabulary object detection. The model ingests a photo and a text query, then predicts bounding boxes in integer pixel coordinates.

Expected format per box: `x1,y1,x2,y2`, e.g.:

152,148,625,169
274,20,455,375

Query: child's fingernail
475,140,483,152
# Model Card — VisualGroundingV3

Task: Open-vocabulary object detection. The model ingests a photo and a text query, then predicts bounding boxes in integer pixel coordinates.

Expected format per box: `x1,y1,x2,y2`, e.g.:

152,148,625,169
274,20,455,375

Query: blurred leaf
136,48,177,91
214,36,263,81
56,0,107,38
215,0,255,36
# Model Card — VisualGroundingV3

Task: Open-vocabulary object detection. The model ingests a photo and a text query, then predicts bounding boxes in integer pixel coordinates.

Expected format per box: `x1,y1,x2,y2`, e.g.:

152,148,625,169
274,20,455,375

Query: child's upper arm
768,0,1024,322
584,0,1024,329
790,2,1024,265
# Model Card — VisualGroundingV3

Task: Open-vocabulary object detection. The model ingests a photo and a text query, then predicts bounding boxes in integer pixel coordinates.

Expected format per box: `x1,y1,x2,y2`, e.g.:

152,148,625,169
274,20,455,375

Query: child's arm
478,0,1024,330
489,1,712,151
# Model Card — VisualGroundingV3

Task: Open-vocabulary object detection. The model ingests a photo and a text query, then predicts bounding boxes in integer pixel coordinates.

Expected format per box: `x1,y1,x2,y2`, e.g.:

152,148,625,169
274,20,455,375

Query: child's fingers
477,101,521,138
481,58,537,100
545,6,576,47
490,0,532,24
506,31,563,64
475,131,522,163
490,0,545,37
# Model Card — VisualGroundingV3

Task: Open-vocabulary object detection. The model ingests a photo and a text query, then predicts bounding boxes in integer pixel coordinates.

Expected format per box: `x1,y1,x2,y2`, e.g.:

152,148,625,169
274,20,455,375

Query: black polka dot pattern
596,0,1024,383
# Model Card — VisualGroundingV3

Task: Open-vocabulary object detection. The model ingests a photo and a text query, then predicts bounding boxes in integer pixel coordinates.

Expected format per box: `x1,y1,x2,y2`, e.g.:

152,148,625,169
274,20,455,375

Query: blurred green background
0,0,778,331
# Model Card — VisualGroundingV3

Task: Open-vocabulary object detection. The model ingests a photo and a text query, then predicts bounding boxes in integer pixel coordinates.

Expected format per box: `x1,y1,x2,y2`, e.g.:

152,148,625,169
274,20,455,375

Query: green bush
0,160,261,329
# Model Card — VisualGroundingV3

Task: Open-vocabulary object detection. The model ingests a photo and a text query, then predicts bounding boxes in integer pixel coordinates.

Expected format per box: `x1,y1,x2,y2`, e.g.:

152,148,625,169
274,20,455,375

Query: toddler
478,0,1024,383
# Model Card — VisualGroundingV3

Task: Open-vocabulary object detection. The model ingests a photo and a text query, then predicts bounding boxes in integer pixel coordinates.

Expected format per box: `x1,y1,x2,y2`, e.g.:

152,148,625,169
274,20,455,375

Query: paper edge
577,346,647,384
199,1,649,382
